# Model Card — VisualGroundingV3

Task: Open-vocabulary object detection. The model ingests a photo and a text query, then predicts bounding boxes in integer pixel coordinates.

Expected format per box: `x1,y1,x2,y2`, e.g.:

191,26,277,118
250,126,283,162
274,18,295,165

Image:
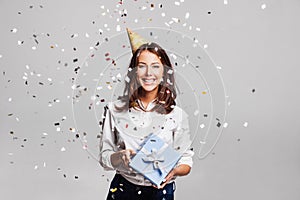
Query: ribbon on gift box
140,143,168,174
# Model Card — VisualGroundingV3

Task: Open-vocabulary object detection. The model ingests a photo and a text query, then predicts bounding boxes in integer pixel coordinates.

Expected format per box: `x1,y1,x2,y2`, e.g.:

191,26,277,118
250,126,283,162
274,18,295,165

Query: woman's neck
139,88,158,108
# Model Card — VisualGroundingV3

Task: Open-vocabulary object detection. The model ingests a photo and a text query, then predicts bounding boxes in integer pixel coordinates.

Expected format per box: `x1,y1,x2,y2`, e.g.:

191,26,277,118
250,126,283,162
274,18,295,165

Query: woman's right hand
110,149,136,171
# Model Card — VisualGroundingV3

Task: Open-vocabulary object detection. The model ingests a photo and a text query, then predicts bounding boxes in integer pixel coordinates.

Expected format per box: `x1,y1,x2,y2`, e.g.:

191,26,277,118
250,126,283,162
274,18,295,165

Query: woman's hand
110,149,136,171
158,164,191,189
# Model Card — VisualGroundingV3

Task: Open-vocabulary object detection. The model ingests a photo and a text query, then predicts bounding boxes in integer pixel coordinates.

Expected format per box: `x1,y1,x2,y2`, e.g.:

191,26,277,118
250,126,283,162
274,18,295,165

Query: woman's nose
145,66,153,76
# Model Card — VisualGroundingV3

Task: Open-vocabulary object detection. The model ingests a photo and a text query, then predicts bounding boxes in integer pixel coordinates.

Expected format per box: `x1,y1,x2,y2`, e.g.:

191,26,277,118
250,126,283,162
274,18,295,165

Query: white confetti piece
172,17,179,23
180,0,184,2
85,33,90,38
194,110,199,116
141,6,147,10
91,95,96,101
34,165,39,170
175,1,180,6
216,66,222,69
16,117,20,122
61,147,66,152
200,124,205,129
42,132,48,136
199,140,206,144
0,55,2,58
261,4,266,9
97,86,103,90
138,191,142,195
11,28,18,33
163,190,167,194
125,76,130,83
8,98,12,102
116,25,121,32
224,0,228,5
196,27,201,31
161,12,166,17
43,162,46,167
223,122,228,128
203,44,208,49
134,19,138,23
243,122,248,127
48,78,52,81
32,46,37,50
167,69,173,74
8,153,14,156
56,127,61,132
228,101,231,106
61,48,65,52
185,12,190,19
17,40,23,45
116,73,122,78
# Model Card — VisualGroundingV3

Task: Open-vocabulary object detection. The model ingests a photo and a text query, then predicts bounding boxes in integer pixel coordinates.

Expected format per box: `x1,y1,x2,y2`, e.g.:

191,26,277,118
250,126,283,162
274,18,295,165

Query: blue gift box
129,133,182,187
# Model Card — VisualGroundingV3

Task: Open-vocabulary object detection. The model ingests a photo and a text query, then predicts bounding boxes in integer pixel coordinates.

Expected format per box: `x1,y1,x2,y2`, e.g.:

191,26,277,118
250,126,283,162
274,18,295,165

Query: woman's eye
138,65,146,68
152,65,160,68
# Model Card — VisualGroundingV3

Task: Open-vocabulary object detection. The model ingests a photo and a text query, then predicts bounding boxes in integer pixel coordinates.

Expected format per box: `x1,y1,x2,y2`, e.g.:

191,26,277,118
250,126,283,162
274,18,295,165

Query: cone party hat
126,28,149,54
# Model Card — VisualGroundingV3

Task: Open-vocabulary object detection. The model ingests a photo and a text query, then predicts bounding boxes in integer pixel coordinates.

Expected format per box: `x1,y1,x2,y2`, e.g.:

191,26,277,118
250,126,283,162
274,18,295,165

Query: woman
99,39,194,200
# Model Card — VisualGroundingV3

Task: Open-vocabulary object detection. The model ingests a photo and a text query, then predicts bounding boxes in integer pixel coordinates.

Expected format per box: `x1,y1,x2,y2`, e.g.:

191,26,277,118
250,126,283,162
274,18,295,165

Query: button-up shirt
99,99,194,186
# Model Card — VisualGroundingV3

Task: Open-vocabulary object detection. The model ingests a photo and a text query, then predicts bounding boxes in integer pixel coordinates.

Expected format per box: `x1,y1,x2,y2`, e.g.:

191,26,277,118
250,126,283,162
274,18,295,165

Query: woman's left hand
158,164,191,189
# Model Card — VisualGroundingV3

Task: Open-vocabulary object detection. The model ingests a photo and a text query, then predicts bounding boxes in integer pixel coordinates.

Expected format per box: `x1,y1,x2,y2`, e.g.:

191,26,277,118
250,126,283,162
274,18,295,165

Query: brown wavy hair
116,42,177,114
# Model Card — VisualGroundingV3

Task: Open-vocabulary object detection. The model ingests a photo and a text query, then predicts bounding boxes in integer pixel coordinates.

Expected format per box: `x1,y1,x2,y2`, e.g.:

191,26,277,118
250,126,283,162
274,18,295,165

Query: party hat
126,28,149,54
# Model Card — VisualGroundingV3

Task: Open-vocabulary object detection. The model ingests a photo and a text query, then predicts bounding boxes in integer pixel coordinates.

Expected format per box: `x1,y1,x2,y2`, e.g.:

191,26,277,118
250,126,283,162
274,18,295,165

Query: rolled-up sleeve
173,108,194,168
99,105,116,171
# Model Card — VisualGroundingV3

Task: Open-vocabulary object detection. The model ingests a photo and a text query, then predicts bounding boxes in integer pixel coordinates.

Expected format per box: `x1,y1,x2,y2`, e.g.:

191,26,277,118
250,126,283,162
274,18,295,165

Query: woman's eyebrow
137,61,161,65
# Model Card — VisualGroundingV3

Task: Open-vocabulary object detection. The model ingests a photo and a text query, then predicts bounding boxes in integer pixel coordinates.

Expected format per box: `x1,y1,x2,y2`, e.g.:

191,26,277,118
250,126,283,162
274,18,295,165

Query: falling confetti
243,122,248,127
261,4,266,9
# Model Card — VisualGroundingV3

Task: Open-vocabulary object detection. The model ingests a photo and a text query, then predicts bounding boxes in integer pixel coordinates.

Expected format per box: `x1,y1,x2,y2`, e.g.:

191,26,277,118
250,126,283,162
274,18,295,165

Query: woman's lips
141,78,156,85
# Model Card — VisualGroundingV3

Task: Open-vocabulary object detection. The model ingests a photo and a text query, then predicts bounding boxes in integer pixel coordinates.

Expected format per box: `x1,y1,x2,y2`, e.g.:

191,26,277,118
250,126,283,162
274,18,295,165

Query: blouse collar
136,97,158,111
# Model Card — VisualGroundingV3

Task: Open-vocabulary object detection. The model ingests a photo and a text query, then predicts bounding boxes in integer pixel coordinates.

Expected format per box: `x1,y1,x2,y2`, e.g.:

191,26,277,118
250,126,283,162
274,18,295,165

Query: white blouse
99,99,194,186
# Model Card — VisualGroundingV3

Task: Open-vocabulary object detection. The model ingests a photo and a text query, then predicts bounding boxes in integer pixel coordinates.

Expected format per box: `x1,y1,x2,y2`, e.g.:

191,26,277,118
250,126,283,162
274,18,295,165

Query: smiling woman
99,29,194,200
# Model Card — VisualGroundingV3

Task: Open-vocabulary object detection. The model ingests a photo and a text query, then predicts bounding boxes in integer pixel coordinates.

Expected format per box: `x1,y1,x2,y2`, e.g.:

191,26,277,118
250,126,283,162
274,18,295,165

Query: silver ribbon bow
141,147,166,174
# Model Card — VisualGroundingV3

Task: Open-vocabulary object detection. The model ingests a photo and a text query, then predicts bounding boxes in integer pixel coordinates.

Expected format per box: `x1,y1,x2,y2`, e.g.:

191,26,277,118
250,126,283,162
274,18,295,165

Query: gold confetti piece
202,91,207,94
110,188,117,193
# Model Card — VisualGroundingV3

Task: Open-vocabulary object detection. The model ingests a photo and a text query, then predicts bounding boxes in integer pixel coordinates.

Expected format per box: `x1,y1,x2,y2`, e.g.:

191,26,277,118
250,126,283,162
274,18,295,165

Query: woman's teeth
142,78,155,83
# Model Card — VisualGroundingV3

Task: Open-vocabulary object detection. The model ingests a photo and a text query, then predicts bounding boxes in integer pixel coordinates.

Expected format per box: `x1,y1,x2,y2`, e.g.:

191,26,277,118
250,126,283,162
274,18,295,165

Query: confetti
224,0,228,5
110,188,118,193
200,124,205,129
193,110,199,116
203,44,208,49
223,122,228,128
61,147,66,152
138,191,142,195
185,12,190,19
243,122,248,127
261,4,266,9
116,25,121,32
11,28,18,33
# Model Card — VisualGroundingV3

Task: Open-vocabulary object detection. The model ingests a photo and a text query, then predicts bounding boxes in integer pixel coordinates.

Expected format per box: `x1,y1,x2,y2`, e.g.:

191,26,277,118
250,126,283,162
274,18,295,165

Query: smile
141,78,156,84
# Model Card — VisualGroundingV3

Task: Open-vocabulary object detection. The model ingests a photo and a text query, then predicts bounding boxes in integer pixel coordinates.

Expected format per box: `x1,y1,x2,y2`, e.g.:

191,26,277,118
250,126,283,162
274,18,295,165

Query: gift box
129,133,182,187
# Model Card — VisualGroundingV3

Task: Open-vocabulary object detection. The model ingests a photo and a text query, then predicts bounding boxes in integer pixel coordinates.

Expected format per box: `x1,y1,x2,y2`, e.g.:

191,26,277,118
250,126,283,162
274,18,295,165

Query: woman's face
136,50,164,93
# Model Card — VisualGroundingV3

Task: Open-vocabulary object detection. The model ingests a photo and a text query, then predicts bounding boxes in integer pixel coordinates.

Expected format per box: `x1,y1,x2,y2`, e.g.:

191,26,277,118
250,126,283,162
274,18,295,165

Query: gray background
1,0,300,199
